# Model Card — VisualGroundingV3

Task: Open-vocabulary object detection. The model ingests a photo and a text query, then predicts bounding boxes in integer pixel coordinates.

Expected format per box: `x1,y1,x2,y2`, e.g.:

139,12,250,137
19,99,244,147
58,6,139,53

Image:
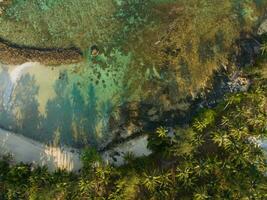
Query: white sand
0,128,82,171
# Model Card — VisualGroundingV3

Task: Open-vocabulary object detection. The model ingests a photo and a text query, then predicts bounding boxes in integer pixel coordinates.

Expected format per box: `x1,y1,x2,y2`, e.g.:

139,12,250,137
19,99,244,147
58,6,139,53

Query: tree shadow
83,83,98,146
0,67,14,129
179,58,191,84
40,71,73,146
10,74,40,140
40,72,101,148
215,30,225,53
0,67,115,149
198,37,215,64
0,68,41,140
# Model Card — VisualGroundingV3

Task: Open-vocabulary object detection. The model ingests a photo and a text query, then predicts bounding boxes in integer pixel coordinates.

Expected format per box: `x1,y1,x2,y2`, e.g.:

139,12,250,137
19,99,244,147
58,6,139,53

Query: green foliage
193,109,216,132
81,147,102,169
109,174,140,200
259,34,267,62
156,126,168,138
147,126,173,155
142,170,173,199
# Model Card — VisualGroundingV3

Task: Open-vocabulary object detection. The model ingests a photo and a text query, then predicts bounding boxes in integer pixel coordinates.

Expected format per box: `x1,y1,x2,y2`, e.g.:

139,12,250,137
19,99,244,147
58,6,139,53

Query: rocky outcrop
236,36,261,68
0,37,82,65
258,18,267,35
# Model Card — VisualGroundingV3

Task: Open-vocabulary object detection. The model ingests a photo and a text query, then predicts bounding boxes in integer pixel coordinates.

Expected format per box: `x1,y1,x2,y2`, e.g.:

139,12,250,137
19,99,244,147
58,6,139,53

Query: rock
147,107,157,116
227,74,250,93
149,114,160,122
258,19,267,35
237,38,261,67
121,122,142,138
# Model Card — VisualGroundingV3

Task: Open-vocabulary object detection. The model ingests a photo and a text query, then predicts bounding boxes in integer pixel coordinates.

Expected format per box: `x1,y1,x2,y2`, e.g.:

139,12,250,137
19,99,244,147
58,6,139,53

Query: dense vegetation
0,63,266,199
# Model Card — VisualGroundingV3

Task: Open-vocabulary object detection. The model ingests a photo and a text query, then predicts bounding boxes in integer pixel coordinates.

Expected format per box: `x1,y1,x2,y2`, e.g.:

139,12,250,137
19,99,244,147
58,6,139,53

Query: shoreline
0,126,152,171
0,127,82,171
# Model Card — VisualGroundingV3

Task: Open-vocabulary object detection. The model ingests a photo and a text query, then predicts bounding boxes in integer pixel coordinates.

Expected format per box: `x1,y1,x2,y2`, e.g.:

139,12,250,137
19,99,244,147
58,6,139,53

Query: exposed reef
0,37,82,65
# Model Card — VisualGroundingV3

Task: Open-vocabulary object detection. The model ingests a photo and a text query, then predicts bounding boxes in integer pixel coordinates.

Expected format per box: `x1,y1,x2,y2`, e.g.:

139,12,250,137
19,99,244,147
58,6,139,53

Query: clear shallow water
0,56,141,148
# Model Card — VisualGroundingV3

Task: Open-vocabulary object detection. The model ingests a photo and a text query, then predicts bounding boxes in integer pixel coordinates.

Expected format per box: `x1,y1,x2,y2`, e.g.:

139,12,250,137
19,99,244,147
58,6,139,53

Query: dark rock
236,37,261,67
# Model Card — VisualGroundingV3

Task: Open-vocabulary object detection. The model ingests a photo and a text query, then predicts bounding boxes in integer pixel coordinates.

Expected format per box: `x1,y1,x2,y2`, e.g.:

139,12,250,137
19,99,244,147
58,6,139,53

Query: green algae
0,0,118,49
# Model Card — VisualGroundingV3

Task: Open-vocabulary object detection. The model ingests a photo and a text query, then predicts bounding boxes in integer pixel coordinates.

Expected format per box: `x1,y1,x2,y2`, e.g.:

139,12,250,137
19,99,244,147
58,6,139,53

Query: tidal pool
0,52,142,148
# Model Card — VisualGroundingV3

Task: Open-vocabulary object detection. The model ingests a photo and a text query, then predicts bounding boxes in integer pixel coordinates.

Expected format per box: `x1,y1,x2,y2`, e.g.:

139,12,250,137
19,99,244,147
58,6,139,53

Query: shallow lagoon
0,53,142,148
